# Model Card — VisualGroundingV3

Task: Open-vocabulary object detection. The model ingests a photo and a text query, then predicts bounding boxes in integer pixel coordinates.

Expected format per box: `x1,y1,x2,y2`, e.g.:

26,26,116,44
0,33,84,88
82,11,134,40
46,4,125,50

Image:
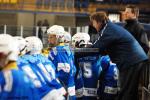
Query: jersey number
82,62,92,78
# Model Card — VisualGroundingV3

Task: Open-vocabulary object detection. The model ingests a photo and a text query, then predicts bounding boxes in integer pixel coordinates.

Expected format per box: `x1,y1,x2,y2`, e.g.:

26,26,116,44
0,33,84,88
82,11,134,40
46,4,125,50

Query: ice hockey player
72,32,101,100
64,31,72,46
47,25,76,100
0,34,39,99
98,55,119,100
13,36,26,56
17,36,66,100
72,32,119,100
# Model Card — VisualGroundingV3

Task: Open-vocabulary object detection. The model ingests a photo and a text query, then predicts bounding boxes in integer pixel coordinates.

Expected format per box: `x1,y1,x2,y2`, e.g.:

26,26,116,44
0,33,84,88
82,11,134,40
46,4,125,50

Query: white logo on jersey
104,86,118,94
57,63,70,73
3,70,13,92
68,86,75,96
52,47,57,56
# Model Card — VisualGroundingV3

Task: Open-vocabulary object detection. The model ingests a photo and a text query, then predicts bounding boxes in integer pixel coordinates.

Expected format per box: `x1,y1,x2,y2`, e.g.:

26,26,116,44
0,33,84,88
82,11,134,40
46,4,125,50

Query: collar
3,62,18,71
93,23,108,45
98,20,109,35
98,22,108,37
58,43,65,46
125,19,138,24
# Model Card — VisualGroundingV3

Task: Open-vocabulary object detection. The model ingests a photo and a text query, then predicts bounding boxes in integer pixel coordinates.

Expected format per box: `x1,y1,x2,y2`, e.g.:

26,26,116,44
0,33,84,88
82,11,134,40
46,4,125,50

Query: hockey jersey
35,54,66,95
75,52,102,100
98,55,119,100
17,54,65,98
48,45,76,99
75,51,119,100
0,62,39,100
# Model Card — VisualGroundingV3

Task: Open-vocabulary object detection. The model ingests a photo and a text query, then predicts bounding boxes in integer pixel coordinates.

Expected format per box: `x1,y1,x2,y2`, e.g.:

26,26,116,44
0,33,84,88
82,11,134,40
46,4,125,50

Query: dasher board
73,48,99,53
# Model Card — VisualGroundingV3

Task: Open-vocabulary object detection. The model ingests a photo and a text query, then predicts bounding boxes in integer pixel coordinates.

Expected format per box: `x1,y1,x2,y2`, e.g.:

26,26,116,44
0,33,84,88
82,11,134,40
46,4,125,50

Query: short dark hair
126,5,139,17
90,12,108,24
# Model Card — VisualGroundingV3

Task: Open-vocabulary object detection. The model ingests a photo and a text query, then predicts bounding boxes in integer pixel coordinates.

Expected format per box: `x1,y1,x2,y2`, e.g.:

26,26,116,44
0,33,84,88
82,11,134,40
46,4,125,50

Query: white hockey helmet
47,25,65,43
64,31,71,43
0,34,19,61
72,32,91,47
25,36,43,54
13,36,26,54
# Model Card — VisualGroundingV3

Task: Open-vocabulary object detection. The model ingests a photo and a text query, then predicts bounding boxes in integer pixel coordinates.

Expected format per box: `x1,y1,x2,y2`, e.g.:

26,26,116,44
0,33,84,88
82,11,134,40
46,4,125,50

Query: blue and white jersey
75,53,102,100
0,63,39,100
35,54,66,95
48,45,76,98
17,55,53,98
98,55,119,100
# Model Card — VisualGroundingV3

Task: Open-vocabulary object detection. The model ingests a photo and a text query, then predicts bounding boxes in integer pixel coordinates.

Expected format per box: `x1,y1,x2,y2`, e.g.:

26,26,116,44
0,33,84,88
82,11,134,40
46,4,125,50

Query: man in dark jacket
90,12,148,100
124,5,149,54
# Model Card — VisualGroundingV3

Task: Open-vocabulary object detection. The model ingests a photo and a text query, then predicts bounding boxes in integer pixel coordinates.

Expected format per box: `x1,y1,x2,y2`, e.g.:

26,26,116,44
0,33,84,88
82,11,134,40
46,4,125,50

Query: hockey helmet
47,25,65,43
25,36,43,54
0,34,19,61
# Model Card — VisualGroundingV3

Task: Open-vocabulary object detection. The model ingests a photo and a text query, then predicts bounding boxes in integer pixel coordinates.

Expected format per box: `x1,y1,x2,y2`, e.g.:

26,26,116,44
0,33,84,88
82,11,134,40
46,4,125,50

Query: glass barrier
0,24,149,89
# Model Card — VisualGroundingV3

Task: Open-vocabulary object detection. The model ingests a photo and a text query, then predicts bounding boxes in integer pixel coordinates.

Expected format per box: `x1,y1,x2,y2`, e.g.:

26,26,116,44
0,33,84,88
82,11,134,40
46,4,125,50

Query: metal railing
0,24,89,46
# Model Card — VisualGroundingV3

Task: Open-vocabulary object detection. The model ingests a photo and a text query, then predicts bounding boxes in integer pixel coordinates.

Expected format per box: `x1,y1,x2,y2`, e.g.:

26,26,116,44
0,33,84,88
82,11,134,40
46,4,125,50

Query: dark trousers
116,61,146,100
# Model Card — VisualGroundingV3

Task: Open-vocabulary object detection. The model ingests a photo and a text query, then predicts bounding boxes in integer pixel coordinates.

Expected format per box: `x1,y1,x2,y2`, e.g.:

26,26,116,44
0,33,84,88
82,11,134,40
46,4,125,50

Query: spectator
57,0,65,9
75,0,89,11
42,19,49,44
37,20,42,40
42,19,49,29
90,12,148,100
66,0,74,9
122,0,140,4
75,0,81,11
50,0,57,10
44,0,50,9
81,0,89,10
36,0,42,8
124,5,149,54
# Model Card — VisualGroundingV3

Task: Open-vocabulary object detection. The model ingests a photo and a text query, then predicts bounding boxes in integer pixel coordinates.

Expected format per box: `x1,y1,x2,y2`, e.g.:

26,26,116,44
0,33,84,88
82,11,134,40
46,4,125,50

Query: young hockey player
17,36,66,100
72,32,119,100
47,25,76,100
0,34,39,99
98,55,119,100
13,36,27,56
64,31,72,46
72,32,101,100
